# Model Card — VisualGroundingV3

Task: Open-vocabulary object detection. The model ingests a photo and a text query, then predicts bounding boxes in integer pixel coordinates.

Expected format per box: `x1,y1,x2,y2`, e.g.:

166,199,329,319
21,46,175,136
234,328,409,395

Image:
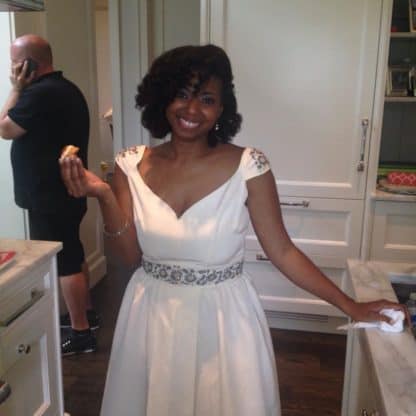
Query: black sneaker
60,310,100,330
61,330,97,356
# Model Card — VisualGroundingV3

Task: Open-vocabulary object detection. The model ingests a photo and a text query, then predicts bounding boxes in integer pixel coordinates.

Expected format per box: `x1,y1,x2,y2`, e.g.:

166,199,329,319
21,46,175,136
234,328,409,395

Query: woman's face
166,76,223,142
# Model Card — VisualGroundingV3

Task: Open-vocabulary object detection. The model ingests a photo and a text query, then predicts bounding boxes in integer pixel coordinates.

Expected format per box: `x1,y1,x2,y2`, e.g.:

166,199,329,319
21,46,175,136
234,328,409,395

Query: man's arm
0,60,33,140
0,89,27,140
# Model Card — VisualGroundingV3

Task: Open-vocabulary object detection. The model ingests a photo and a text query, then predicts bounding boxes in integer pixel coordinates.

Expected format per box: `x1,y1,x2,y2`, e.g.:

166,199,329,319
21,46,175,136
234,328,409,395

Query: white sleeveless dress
100,145,281,416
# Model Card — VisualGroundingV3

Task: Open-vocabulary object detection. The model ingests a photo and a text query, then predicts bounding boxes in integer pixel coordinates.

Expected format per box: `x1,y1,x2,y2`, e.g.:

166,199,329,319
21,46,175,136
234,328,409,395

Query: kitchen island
0,239,63,415
342,260,416,416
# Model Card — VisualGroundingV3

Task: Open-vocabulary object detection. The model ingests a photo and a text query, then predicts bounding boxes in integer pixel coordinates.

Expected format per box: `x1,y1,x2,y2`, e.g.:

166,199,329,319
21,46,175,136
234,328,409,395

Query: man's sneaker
61,330,97,356
60,310,100,330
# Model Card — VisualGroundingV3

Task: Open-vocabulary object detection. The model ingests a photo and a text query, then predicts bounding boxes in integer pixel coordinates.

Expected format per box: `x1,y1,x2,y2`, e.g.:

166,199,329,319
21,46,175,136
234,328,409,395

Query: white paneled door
206,0,382,199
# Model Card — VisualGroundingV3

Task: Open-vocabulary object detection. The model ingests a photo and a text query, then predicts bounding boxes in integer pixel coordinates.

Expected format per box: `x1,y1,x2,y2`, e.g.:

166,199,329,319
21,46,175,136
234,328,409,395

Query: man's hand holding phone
10,58,37,92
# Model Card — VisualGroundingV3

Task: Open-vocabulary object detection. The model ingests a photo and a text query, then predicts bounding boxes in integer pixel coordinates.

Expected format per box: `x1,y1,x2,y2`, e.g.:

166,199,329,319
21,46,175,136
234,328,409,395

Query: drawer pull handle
256,253,269,261
17,344,31,355
357,118,369,172
0,380,11,405
0,289,44,327
280,200,310,208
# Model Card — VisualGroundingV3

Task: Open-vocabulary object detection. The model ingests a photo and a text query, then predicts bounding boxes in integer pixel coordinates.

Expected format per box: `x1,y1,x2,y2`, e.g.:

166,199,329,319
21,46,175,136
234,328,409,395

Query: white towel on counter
337,308,405,333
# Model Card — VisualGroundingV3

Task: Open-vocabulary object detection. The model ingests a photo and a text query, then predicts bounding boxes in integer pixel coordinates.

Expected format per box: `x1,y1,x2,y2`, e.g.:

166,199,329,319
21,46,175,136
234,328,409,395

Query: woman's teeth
180,118,199,128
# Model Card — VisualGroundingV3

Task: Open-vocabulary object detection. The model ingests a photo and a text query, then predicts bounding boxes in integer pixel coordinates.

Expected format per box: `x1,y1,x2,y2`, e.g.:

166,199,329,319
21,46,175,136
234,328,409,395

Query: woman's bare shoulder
215,143,245,161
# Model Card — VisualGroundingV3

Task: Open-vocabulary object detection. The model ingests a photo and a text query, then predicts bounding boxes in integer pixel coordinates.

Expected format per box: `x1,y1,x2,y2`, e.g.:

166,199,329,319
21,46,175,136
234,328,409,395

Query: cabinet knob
0,380,11,405
17,343,31,354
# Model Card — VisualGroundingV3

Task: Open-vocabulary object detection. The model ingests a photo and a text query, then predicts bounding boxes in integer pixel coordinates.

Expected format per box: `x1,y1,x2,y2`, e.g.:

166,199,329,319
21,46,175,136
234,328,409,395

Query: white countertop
0,239,62,291
347,260,416,416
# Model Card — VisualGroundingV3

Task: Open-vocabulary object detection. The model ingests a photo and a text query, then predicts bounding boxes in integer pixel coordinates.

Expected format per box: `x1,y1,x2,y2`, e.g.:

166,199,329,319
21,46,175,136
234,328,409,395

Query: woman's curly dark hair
136,44,242,146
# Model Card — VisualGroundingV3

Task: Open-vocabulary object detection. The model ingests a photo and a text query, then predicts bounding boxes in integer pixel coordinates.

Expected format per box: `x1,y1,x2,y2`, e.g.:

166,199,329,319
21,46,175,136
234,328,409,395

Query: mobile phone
24,58,38,78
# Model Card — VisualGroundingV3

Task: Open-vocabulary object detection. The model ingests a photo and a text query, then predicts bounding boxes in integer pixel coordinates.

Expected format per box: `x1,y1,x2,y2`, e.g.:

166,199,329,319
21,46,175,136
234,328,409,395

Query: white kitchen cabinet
370,198,416,262
342,327,382,416
0,240,63,416
205,0,383,326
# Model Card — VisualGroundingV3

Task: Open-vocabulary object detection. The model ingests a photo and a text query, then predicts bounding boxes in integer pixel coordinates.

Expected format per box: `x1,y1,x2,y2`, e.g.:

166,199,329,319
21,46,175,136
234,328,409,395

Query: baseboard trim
265,309,348,334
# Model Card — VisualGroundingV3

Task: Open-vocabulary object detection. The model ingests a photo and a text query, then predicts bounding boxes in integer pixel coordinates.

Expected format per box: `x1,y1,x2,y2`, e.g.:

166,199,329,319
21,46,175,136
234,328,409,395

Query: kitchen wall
0,13,26,239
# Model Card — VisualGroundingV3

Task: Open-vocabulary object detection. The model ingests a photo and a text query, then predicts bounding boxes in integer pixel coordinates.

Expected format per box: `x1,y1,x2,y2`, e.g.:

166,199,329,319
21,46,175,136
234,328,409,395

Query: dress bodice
115,145,270,267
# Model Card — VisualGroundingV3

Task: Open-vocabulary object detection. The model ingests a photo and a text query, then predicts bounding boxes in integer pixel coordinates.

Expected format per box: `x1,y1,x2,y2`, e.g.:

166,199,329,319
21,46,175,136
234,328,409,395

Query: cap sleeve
115,145,145,176
242,147,271,180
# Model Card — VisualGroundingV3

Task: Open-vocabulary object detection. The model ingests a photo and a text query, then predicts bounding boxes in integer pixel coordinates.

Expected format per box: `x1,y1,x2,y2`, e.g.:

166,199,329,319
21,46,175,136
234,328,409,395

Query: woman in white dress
60,44,406,416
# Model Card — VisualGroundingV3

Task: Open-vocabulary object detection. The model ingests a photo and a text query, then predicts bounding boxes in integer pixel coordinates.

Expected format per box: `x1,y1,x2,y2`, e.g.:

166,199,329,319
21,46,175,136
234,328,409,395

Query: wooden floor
63,262,346,416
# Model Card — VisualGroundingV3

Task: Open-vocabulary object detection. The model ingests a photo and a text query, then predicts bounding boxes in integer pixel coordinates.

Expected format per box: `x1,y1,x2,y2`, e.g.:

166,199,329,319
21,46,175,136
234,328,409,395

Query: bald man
0,34,98,356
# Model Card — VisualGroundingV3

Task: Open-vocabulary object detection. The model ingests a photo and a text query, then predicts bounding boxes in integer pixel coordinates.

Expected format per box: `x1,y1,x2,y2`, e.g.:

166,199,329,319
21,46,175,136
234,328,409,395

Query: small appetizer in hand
61,145,80,158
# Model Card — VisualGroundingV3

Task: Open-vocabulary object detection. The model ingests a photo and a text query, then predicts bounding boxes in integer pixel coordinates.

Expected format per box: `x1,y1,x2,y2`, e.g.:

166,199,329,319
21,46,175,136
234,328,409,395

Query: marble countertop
0,239,62,292
347,260,416,416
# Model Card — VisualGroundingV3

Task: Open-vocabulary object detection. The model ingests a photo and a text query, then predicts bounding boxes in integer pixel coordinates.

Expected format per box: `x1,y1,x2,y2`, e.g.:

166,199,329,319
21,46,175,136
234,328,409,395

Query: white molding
201,0,225,46
200,0,210,44
361,0,394,260
109,0,150,151
109,0,123,153
138,0,151,146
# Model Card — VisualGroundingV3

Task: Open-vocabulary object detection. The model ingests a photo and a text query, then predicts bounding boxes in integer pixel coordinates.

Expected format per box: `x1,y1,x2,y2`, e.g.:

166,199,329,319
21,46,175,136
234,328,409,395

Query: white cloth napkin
337,308,405,333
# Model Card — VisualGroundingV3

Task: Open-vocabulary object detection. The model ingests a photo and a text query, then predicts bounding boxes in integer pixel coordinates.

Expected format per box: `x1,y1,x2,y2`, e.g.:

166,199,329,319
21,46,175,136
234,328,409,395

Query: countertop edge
347,259,416,416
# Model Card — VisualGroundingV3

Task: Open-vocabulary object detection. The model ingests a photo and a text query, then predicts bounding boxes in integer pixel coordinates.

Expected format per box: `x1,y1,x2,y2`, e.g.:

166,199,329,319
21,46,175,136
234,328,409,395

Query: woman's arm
60,156,141,268
246,170,408,324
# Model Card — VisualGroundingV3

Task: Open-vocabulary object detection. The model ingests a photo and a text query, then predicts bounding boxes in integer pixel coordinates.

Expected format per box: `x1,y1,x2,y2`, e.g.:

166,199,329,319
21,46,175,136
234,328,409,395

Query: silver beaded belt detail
142,260,243,286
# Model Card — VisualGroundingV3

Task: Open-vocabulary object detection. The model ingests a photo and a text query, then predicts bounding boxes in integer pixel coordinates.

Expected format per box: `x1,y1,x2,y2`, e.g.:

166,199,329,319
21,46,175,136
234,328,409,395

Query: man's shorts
28,209,86,277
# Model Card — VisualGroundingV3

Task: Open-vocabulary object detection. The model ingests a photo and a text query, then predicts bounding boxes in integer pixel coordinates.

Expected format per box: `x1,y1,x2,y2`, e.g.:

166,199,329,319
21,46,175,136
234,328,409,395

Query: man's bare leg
60,272,89,330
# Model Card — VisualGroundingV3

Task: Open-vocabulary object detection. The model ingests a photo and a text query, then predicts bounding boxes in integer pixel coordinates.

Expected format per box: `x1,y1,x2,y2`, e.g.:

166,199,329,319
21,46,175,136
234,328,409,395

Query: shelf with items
377,0,416,200
386,1,416,98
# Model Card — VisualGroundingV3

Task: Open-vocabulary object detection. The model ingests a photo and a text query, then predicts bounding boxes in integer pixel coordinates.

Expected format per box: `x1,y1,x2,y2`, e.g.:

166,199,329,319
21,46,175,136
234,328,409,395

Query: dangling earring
215,122,220,131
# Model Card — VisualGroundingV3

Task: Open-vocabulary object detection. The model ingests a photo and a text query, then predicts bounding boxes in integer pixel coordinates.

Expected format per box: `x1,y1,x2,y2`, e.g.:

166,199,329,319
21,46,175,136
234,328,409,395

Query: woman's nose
185,97,199,113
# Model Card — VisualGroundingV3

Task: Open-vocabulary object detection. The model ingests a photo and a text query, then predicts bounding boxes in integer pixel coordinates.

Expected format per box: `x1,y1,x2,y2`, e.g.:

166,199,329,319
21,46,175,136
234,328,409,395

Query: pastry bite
61,145,80,158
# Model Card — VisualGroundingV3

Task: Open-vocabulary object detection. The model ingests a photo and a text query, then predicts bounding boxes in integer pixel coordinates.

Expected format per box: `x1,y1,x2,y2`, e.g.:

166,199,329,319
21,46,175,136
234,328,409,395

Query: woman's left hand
347,299,411,327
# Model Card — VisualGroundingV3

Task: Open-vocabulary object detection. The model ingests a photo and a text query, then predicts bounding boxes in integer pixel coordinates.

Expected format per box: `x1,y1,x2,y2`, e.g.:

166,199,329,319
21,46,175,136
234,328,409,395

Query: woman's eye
176,90,189,99
201,96,215,105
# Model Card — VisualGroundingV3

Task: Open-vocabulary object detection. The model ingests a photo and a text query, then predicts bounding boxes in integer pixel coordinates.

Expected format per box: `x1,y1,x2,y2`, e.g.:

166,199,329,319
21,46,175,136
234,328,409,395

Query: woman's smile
178,117,200,129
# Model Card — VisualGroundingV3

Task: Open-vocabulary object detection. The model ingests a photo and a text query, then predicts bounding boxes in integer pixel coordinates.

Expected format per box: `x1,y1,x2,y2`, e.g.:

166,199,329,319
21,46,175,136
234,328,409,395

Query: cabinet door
342,330,381,416
207,0,381,199
0,295,61,416
370,200,416,262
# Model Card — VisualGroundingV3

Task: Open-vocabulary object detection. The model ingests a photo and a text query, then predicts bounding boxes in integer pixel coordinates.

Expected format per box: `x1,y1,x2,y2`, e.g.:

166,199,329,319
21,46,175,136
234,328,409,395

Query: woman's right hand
59,156,109,199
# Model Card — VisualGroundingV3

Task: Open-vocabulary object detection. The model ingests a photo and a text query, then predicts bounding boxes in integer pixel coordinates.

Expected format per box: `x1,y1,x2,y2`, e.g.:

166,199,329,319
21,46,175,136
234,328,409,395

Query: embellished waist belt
142,259,243,286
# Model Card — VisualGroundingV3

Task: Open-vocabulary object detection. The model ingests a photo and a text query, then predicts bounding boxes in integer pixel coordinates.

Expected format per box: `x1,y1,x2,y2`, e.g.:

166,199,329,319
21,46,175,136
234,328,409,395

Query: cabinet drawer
245,197,363,261
246,260,347,317
0,294,60,415
370,200,416,263
0,262,50,328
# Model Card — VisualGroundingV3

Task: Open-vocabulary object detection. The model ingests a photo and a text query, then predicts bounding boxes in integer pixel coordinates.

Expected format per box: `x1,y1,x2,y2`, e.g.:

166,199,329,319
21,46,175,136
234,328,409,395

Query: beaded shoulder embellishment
118,145,141,158
249,148,270,171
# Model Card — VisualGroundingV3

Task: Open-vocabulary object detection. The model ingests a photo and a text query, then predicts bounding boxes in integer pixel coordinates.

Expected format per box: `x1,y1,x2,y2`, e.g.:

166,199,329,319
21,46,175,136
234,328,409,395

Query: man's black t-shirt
8,71,89,213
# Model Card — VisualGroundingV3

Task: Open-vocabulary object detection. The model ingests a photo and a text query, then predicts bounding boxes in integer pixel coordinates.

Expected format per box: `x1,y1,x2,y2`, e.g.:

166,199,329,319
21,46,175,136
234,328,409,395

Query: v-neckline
135,146,245,220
